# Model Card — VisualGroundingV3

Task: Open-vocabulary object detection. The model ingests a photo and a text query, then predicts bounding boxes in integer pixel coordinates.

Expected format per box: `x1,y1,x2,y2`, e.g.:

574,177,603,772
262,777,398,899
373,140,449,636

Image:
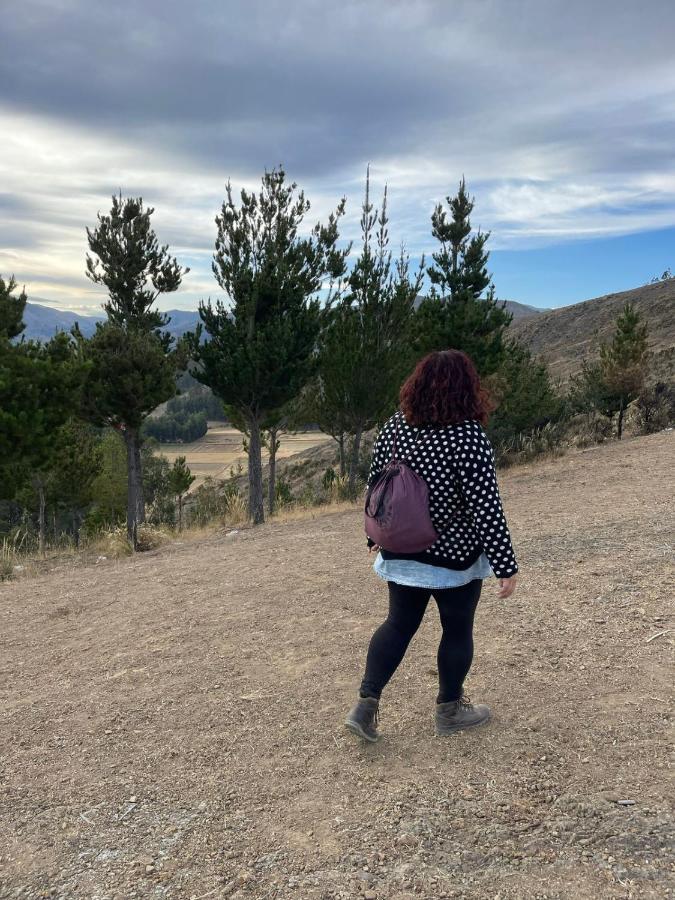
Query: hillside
1,430,673,899
508,279,675,384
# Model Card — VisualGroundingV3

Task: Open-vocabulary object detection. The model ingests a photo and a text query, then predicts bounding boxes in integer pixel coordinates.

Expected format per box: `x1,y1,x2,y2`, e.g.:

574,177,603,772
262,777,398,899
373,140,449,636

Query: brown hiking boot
344,694,380,742
435,694,490,736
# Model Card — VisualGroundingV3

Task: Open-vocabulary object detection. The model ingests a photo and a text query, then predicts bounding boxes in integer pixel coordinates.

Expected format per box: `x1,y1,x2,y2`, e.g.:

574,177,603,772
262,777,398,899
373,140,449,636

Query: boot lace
458,694,473,710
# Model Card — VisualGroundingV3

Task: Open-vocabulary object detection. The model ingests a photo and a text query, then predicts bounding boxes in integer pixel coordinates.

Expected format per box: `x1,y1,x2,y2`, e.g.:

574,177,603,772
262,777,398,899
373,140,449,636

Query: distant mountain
508,279,675,385
501,299,552,319
24,297,549,343
21,302,104,341
20,302,201,342
413,295,550,319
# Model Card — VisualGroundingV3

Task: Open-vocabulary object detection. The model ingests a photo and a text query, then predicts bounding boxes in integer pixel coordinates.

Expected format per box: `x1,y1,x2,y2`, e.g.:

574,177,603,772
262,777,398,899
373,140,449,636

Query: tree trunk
268,427,278,516
347,427,363,496
337,433,346,477
247,415,265,525
617,398,625,440
123,427,145,549
35,476,46,556
134,437,145,525
178,494,183,531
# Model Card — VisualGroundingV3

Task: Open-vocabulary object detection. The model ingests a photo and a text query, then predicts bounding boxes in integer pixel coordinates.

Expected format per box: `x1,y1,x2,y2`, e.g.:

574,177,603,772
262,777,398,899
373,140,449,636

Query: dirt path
1,431,673,900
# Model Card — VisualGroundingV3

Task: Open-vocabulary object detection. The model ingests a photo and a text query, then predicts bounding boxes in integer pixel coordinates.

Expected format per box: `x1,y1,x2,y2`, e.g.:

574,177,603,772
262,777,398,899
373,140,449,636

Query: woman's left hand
497,575,518,599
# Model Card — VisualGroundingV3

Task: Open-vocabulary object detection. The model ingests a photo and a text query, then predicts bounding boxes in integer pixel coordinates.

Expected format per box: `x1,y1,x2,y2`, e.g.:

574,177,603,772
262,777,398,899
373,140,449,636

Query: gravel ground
1,430,673,900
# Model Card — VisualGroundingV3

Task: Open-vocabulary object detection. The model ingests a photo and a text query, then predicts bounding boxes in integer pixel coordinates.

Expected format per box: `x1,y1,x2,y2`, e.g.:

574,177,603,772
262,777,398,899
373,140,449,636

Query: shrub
634,382,675,434
495,422,566,467
274,477,293,508
135,524,170,551
560,411,612,448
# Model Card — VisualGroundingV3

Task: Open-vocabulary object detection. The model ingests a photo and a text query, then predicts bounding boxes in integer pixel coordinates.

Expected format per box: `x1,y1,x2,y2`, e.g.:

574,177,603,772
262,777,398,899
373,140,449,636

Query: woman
345,349,518,742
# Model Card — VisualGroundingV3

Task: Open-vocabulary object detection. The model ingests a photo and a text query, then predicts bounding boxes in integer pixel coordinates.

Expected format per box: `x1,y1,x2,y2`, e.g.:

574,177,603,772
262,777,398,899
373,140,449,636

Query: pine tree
1,280,83,508
570,302,649,439
186,168,349,524
311,171,423,492
413,178,512,375
0,275,27,340
485,341,564,451
598,302,649,438
168,456,195,531
428,177,491,301
36,420,103,547
80,194,188,547
89,429,128,528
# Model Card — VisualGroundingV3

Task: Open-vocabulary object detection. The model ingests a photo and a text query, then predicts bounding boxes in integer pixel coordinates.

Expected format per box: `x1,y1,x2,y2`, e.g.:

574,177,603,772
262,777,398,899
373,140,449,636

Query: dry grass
0,538,15,581
270,497,359,525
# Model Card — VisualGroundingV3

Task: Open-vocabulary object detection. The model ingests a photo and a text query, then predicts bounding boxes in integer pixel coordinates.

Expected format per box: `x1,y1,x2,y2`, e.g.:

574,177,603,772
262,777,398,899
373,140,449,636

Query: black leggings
359,578,482,704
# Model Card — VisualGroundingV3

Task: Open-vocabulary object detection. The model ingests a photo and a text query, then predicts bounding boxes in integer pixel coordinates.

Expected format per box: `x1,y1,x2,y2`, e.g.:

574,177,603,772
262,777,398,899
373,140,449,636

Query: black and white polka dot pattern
366,410,519,579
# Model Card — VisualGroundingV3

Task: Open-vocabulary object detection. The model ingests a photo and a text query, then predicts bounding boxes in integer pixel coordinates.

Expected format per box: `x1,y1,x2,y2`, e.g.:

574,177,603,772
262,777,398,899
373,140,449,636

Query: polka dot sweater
366,410,519,579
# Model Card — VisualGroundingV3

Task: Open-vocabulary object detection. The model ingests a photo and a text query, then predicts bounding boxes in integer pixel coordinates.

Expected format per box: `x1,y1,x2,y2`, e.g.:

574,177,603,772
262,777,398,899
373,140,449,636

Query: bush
274,477,293,507
136,524,170,551
495,422,566,467
563,411,614,448
186,477,228,527
634,382,675,434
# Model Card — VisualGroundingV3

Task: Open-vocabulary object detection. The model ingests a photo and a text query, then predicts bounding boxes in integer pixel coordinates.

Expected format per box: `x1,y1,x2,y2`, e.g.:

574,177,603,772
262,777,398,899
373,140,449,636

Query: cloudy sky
2,0,675,312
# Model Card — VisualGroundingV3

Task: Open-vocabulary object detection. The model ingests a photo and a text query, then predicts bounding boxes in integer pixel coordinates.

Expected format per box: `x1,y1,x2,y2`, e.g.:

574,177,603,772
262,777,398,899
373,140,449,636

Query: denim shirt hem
373,550,493,589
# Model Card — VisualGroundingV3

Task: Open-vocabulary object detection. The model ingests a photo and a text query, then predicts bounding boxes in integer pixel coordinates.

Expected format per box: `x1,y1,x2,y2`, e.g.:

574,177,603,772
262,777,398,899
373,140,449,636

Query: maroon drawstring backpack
364,412,439,553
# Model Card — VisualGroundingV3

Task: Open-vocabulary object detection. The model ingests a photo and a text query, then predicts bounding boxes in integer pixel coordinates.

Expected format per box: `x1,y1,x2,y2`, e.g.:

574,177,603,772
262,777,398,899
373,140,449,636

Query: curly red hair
399,349,495,427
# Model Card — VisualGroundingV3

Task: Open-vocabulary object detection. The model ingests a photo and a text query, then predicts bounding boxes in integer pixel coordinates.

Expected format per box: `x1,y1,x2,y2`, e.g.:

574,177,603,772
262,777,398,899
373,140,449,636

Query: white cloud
2,0,675,309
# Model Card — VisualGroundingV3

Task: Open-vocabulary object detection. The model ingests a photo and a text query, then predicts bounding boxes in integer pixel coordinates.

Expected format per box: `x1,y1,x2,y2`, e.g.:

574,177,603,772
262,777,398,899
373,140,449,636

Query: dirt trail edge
1,431,673,900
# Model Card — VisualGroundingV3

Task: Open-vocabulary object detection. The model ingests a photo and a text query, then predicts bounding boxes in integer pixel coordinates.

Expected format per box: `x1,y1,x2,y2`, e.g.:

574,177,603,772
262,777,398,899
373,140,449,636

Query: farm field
158,423,332,485
1,429,673,899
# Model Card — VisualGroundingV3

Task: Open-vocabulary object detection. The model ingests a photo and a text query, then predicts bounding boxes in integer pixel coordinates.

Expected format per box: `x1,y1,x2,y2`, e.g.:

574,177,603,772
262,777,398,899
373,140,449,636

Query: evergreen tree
0,275,27,340
168,456,195,530
1,278,83,509
141,441,176,526
413,178,512,375
485,341,564,451
80,194,188,547
18,420,104,549
571,301,649,439
311,172,423,492
48,420,103,544
89,429,128,529
428,177,491,301
186,168,349,524
85,193,187,331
